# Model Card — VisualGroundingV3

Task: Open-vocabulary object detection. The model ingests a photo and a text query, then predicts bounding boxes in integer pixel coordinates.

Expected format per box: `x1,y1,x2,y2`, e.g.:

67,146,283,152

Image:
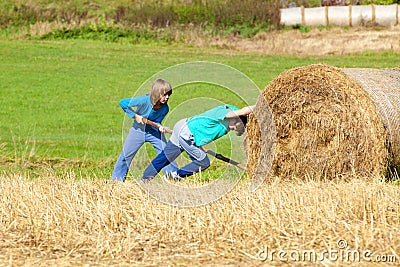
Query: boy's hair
235,115,248,136
150,79,172,106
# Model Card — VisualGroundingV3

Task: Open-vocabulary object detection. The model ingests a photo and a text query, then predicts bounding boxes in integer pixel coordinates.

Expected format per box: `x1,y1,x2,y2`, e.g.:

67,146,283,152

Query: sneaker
163,171,182,182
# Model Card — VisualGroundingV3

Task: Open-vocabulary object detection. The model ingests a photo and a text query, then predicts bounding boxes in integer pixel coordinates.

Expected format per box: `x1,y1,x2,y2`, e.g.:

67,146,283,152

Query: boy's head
150,79,172,106
229,115,248,136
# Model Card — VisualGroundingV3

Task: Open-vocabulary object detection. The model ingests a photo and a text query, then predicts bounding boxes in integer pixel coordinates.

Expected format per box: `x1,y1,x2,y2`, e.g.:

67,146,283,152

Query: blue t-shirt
119,95,169,136
187,104,239,146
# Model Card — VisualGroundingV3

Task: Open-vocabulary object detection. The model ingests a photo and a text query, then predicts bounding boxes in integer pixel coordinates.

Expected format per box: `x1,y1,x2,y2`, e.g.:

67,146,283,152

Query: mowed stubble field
1,39,400,266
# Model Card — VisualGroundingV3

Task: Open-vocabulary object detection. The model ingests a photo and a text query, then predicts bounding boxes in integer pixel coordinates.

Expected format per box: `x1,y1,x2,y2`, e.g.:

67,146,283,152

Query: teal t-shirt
187,104,239,146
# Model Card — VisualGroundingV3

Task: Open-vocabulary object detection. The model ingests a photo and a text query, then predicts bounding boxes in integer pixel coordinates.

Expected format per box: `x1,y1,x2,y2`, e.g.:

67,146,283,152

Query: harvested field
202,26,400,56
247,64,400,181
0,173,399,265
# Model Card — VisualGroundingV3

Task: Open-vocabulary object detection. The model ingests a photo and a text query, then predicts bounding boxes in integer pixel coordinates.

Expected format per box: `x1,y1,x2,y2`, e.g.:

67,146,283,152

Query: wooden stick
202,148,247,171
142,117,173,134
142,117,247,171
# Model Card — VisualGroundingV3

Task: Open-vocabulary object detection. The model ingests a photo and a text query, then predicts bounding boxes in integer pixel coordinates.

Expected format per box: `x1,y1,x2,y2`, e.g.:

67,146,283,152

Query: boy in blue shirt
141,104,255,181
111,79,177,182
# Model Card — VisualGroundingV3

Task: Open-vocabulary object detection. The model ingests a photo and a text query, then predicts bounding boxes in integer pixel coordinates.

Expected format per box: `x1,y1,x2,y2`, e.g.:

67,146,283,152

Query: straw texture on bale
247,64,400,180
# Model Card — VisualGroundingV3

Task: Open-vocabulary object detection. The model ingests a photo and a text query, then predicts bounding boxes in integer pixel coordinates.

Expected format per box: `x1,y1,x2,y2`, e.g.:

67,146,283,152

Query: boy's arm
225,105,255,118
119,96,145,119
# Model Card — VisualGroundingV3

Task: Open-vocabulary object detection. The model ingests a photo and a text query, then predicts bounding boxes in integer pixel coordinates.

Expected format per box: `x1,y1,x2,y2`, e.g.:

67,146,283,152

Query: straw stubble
1,173,399,265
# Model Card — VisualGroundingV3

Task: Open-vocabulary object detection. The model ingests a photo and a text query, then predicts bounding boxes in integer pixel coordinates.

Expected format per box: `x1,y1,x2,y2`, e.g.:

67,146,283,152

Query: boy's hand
159,126,173,134
135,114,144,124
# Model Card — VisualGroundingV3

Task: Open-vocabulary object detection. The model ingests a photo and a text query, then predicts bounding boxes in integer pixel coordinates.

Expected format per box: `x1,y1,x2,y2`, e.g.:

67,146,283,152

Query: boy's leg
111,127,144,182
176,135,210,178
142,141,183,180
177,153,210,177
146,132,179,174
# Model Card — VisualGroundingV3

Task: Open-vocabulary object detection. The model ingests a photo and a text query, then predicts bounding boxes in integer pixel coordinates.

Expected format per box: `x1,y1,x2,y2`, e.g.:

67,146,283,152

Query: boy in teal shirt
142,104,254,181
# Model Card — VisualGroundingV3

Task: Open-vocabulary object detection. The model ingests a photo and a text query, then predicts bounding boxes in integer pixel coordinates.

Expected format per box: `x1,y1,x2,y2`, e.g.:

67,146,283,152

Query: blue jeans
142,133,210,180
111,127,177,182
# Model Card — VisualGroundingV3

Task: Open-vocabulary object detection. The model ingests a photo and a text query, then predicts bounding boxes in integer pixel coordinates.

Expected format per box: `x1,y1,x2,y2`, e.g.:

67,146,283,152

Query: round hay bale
247,64,400,180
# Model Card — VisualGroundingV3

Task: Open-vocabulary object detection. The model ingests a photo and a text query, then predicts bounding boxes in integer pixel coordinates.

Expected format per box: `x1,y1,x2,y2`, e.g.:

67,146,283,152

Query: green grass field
1,38,400,266
1,39,399,177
